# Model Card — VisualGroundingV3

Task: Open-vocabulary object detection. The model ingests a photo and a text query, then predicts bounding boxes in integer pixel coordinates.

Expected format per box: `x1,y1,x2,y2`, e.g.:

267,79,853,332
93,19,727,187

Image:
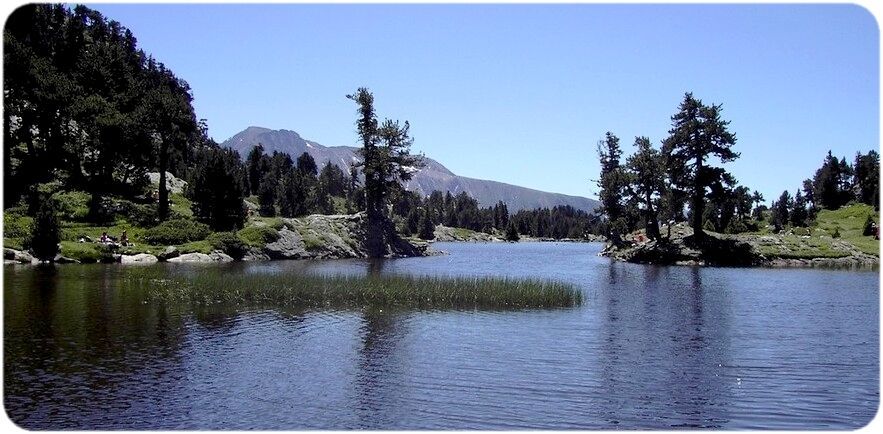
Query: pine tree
30,197,60,261
188,146,247,231
812,151,853,210
625,136,665,240
417,208,435,240
505,220,520,242
854,150,880,208
257,170,278,217
662,92,738,242
751,190,765,221
597,132,629,243
790,189,808,227
771,190,792,231
347,88,423,257
246,144,266,196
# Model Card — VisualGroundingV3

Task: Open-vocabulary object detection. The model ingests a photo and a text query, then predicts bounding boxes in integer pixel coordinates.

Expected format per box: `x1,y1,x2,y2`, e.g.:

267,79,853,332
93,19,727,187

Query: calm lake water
3,242,879,429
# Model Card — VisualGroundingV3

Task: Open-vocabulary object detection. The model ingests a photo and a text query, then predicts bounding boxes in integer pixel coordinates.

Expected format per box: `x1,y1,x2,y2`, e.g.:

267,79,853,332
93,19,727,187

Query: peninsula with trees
596,93,879,268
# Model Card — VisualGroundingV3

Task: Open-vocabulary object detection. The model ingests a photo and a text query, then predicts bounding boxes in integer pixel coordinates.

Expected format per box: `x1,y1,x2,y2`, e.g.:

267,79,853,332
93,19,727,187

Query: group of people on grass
79,230,132,248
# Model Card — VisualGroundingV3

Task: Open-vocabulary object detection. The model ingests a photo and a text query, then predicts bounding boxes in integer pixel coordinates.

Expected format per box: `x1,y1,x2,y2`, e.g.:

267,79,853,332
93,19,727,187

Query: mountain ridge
221,126,599,213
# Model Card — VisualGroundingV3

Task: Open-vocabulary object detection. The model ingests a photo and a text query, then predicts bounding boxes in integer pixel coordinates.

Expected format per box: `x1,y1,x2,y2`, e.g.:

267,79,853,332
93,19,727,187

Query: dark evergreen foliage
811,151,853,210
662,92,738,241
187,146,247,231
30,198,61,261
596,132,628,242
625,136,665,240
853,150,879,209
505,221,520,242
347,87,423,257
771,190,792,231
417,208,435,240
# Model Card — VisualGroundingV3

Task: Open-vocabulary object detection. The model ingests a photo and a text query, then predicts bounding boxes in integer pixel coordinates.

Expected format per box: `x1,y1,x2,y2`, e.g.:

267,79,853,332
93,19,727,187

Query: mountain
221,126,599,213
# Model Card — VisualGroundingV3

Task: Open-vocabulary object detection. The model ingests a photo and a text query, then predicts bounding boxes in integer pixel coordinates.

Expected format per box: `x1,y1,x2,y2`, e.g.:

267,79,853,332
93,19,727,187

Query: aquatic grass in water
130,270,581,309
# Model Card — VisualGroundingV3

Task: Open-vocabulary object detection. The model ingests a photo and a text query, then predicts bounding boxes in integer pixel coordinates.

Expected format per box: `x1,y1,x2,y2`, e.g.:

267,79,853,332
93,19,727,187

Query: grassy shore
129,270,582,309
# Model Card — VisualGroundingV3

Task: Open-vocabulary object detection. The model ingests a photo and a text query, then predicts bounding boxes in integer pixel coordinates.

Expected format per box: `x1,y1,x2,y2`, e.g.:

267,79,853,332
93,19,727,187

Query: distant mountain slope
222,126,599,213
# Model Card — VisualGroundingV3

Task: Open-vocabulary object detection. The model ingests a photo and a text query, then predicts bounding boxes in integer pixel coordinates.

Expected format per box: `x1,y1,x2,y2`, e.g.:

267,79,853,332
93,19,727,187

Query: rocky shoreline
431,225,607,243
5,213,432,266
600,224,879,269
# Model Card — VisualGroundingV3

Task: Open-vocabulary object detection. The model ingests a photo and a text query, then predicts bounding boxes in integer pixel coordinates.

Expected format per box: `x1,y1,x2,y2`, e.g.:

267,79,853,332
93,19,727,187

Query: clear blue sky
80,3,878,203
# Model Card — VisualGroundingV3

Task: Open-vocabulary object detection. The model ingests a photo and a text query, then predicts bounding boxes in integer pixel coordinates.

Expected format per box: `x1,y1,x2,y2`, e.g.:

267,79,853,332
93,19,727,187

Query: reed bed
132,271,582,309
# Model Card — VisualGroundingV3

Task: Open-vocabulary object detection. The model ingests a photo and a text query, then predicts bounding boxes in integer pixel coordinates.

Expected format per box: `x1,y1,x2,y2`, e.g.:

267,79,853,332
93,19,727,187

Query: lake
3,242,879,429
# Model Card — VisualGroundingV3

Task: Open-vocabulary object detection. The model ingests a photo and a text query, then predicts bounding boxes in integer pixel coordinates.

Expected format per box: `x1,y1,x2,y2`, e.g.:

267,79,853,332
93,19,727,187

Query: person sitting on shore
100,232,109,244
119,230,130,247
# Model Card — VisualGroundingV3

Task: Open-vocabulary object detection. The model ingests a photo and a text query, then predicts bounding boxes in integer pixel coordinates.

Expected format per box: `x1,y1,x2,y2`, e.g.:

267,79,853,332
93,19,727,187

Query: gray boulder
263,227,308,259
157,246,180,261
209,250,234,262
54,254,79,264
4,248,37,264
147,171,188,194
120,253,159,264
167,252,215,263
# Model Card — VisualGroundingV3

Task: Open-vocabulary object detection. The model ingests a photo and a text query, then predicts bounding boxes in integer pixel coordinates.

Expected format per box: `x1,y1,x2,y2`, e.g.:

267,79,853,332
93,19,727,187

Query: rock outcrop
120,253,159,264
263,213,428,260
432,225,502,242
602,223,878,268
147,172,188,194
4,248,37,265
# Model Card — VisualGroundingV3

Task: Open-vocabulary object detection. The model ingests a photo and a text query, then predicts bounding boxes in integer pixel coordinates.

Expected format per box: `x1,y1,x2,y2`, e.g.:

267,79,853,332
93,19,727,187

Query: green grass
301,232,325,251
331,196,348,214
131,270,582,309
169,193,193,218
752,234,851,259
3,211,33,239
53,190,91,221
237,225,280,247
4,237,25,251
249,216,286,230
177,239,214,254
443,226,487,240
59,221,147,243
59,241,114,263
815,204,879,256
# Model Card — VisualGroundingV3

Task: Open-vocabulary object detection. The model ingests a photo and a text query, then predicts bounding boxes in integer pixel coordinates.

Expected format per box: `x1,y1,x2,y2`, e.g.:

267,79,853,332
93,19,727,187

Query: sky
67,2,879,203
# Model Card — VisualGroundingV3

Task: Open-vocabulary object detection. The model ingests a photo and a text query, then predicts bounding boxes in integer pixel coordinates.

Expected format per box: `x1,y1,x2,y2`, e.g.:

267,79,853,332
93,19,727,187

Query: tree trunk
158,140,169,221
692,158,705,242
645,190,660,240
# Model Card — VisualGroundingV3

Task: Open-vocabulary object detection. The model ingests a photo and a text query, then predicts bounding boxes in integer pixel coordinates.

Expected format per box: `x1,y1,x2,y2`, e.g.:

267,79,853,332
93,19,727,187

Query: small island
592,94,879,269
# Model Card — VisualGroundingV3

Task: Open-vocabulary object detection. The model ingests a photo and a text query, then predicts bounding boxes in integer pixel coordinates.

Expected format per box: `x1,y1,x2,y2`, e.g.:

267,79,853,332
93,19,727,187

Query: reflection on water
3,242,879,429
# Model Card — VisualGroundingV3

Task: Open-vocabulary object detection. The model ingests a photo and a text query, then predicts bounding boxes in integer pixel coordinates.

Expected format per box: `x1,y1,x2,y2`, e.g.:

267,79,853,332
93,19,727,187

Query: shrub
418,209,435,240
143,218,211,245
504,221,520,242
792,226,811,236
724,219,748,234
87,195,116,224
116,200,157,227
30,200,61,261
207,231,247,260
703,219,716,233
863,214,877,236
53,191,91,221
3,211,33,239
60,242,116,263
237,225,280,247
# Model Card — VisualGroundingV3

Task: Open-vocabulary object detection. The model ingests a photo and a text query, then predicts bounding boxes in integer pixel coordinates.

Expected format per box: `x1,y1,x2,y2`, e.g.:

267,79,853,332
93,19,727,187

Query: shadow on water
353,306,408,429
597,263,734,428
367,258,386,276
4,265,191,429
